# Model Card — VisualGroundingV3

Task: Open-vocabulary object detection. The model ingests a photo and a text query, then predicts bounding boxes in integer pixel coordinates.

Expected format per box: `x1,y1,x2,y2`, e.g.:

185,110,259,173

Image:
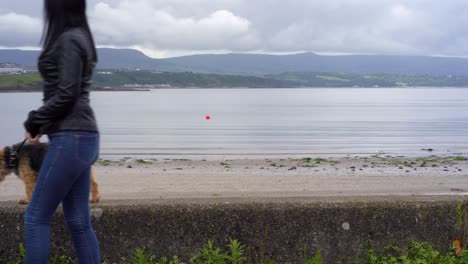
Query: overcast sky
0,0,467,58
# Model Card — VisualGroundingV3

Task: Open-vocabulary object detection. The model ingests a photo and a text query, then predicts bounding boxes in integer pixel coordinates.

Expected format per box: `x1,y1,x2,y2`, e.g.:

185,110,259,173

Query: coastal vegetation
267,72,468,87
90,71,468,88
0,74,41,88
2,71,468,91
93,71,295,88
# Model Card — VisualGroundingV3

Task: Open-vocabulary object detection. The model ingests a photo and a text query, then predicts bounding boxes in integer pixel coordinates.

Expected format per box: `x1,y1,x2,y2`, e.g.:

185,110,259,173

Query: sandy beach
1,155,467,202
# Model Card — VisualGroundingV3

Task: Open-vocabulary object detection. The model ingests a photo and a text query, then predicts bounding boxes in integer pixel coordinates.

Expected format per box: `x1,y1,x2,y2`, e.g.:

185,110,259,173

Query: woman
23,0,100,263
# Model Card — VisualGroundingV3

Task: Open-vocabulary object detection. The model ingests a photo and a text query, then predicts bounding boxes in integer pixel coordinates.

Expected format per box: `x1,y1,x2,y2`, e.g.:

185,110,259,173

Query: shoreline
99,150,466,159
0,86,150,93
1,154,467,202
1,86,468,93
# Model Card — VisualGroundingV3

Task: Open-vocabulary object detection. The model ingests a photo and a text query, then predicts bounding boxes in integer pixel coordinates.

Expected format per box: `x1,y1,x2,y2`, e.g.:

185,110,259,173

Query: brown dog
0,142,100,204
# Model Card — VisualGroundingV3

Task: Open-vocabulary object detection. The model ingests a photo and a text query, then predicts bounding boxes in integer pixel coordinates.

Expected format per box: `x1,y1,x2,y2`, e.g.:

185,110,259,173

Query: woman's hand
25,131,42,144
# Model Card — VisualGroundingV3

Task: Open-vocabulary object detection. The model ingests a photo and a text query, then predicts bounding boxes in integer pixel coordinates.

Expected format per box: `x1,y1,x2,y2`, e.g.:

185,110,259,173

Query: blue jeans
24,131,100,264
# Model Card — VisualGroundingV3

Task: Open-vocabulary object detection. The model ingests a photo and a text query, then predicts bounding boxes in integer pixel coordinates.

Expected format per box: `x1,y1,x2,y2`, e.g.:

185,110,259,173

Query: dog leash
7,138,28,169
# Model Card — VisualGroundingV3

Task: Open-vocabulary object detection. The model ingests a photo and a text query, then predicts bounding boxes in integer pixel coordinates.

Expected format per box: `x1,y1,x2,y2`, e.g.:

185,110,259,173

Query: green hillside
0,74,41,88
93,71,296,88
2,71,468,92
268,72,468,87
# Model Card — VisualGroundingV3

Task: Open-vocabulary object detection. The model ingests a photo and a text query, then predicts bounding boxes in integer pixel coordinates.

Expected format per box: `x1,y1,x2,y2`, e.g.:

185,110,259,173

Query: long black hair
41,0,97,61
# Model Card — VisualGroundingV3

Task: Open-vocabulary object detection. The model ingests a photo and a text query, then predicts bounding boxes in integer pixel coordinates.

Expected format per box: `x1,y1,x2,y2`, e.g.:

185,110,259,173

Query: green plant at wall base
6,243,25,264
156,256,185,264
6,243,73,264
47,255,73,264
226,239,247,264
191,240,227,264
190,240,249,264
122,249,185,264
304,251,323,264
6,240,468,264
359,241,468,264
129,248,158,264
455,203,464,228
401,242,441,262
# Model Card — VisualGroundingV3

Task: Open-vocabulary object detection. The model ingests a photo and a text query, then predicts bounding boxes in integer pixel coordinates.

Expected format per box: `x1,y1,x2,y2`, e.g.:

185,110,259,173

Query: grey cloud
90,1,257,51
0,11,41,46
0,0,467,57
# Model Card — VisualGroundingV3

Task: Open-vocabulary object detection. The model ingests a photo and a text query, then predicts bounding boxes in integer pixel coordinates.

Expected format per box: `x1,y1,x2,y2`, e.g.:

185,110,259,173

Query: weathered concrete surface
0,196,467,263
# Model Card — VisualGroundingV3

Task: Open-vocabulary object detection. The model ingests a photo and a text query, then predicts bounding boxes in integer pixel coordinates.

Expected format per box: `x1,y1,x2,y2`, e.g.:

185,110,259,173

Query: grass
6,240,468,264
136,159,152,164
369,155,468,167
293,157,313,163
291,157,339,165
96,159,112,166
415,156,460,164
96,158,157,166
0,74,41,88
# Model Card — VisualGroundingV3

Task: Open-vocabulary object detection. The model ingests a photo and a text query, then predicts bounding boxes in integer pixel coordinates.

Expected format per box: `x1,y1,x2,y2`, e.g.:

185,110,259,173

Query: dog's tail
0,148,11,182
0,173,7,183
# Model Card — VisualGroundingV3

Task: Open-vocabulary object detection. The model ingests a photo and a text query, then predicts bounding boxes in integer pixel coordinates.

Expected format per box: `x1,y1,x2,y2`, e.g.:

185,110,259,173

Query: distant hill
97,48,178,70
0,48,178,71
1,48,468,76
164,53,468,76
0,50,39,66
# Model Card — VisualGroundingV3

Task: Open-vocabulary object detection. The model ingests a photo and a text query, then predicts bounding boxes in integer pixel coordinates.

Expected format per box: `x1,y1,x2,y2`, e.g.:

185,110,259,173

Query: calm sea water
1,88,468,158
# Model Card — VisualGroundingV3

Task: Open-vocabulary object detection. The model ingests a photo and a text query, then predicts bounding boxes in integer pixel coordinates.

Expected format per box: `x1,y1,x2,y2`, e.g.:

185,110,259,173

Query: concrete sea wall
0,196,467,263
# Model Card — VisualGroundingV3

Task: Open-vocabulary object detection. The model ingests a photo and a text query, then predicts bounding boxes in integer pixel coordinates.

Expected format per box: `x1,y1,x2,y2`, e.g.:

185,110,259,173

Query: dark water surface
2,88,468,158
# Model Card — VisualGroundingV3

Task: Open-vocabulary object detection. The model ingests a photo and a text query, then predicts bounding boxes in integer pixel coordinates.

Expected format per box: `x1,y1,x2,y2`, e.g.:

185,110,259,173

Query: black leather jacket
24,27,98,137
